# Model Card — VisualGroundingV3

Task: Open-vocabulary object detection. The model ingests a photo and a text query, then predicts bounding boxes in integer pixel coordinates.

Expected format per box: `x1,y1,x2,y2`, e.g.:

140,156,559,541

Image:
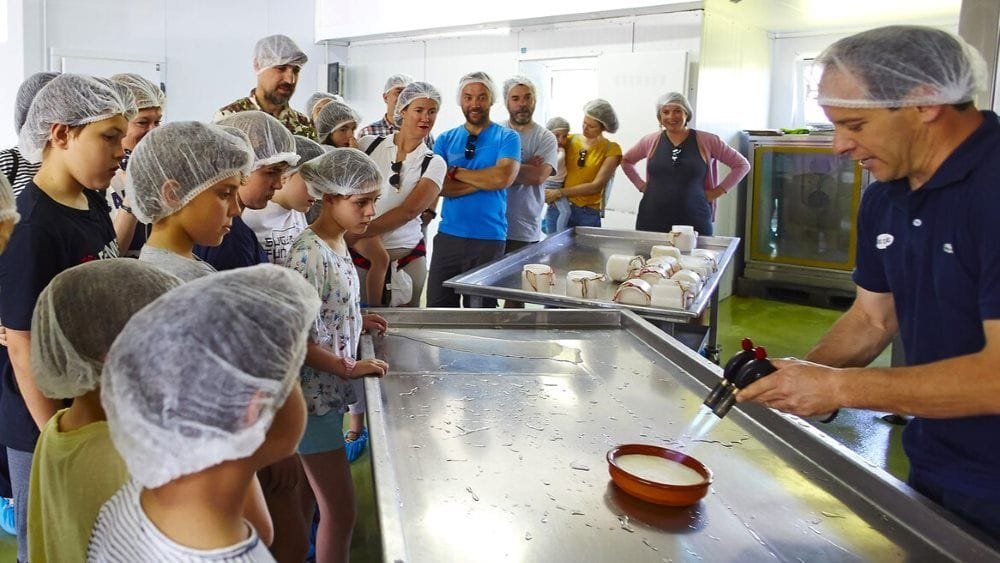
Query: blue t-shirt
0,182,118,451
193,215,267,271
853,111,1000,500
434,122,521,241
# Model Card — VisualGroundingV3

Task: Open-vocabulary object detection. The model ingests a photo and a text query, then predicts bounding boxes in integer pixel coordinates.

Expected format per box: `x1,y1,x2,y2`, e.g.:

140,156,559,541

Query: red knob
741,338,754,351
754,346,768,360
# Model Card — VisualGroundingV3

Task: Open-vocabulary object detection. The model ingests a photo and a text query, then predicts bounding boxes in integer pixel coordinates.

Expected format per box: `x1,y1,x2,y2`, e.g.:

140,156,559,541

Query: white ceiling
709,0,962,34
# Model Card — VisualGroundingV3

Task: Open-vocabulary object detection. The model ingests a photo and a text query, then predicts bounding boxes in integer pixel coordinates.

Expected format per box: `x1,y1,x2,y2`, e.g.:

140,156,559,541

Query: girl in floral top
283,147,389,562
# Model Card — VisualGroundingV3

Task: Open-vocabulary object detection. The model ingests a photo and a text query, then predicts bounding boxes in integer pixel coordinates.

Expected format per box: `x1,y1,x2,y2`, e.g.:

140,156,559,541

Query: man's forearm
454,164,518,190
440,176,477,197
805,306,896,368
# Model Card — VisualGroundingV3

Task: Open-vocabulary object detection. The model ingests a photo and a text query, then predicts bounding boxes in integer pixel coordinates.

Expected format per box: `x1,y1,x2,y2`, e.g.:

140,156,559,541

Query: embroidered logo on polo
943,243,954,254
876,233,894,250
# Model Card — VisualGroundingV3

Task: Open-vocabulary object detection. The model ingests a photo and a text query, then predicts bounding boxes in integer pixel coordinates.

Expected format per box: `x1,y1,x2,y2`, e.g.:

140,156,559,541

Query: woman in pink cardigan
622,92,750,235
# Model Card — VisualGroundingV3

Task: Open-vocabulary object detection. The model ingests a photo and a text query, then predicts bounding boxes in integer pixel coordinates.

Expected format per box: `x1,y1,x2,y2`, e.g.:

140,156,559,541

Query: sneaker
0,497,15,536
344,427,369,463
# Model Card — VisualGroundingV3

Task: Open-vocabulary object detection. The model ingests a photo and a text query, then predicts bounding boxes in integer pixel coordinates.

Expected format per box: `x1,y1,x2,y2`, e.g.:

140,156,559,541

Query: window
795,57,830,126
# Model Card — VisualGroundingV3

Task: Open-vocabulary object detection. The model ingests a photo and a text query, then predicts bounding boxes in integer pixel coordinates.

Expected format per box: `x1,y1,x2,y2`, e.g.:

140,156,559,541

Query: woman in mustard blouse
543,99,622,231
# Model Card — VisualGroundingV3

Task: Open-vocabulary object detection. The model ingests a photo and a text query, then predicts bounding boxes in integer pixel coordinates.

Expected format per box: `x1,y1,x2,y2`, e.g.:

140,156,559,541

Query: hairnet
128,121,255,224
502,75,536,100
384,73,414,93
288,135,325,175
393,81,442,123
215,110,299,171
304,92,343,117
18,74,138,164
110,73,165,111
14,72,59,134
0,174,18,225
102,264,321,488
300,147,381,198
584,98,619,134
816,25,987,109
252,34,308,73
656,92,693,123
31,259,181,399
456,71,497,105
315,100,361,143
546,117,570,132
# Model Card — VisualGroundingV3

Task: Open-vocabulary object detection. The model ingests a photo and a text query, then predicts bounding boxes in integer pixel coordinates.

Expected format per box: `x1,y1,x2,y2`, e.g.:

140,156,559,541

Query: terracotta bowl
607,444,713,507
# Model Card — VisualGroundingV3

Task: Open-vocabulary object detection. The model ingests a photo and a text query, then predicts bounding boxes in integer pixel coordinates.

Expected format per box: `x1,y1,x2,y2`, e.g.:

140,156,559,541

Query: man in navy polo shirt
739,26,1000,540
427,71,520,307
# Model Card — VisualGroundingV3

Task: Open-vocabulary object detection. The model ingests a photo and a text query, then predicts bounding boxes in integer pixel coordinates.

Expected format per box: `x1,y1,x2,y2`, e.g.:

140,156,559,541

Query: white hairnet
288,135,325,175
300,147,381,198
110,73,165,111
215,110,299,171
315,100,361,143
584,98,619,134
252,34,308,73
304,92,343,117
18,74,138,164
456,71,497,105
393,81,442,123
102,264,321,489
546,117,570,132
31,259,181,399
817,25,987,109
384,73,414,93
502,75,536,100
656,92,693,123
14,72,59,134
128,121,255,224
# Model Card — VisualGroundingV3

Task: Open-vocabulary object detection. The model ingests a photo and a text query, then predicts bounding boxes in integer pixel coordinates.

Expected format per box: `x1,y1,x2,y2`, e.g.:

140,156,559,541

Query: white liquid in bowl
616,454,706,486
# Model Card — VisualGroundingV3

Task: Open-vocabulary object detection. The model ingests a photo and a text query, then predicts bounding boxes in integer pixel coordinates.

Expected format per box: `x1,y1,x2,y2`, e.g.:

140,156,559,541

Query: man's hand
362,313,388,336
527,155,544,167
544,189,562,204
736,358,844,417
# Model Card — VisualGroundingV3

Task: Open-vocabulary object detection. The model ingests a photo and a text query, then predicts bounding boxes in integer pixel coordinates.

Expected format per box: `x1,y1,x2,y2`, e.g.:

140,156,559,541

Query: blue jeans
909,469,1000,541
543,203,601,234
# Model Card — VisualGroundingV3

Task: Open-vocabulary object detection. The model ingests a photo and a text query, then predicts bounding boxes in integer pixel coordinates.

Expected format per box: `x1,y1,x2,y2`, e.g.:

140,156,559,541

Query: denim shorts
298,411,346,456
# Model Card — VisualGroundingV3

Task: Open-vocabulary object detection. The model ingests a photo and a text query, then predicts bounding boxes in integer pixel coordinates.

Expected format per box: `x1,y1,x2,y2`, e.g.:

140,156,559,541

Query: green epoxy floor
0,296,910,563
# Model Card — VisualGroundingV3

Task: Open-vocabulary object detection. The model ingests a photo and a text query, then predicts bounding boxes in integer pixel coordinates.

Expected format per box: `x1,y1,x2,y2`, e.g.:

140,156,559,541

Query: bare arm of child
6,329,59,429
305,342,389,378
243,475,274,546
352,236,390,307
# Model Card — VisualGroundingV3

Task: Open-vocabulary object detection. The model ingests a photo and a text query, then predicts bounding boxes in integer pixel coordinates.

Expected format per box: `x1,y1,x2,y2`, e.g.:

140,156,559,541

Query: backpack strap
420,154,433,176
364,135,387,156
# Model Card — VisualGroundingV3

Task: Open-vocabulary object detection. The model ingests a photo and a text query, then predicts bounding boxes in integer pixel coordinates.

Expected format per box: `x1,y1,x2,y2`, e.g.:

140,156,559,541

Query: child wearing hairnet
244,135,324,264
196,111,300,271
128,121,254,281
284,148,390,562
25,259,180,562
0,74,132,561
88,265,319,561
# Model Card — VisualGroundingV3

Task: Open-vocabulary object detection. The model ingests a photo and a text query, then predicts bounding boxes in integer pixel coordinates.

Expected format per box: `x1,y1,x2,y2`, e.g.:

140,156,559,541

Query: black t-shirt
193,215,267,271
0,181,118,451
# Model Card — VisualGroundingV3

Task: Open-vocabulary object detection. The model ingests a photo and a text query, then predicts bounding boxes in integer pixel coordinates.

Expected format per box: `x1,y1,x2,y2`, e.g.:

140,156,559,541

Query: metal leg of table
705,288,721,364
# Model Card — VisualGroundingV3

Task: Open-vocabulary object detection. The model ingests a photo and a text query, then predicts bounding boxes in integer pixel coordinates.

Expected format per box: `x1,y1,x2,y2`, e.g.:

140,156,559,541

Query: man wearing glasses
427,72,521,307
500,76,559,308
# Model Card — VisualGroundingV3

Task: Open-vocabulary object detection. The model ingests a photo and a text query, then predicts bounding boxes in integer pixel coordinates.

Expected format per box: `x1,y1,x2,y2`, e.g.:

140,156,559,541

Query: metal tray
362,309,999,562
442,227,741,322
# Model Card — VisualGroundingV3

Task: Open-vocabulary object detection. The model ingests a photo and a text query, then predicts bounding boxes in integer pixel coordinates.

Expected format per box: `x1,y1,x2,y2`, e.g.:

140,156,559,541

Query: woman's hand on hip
544,189,561,204
706,186,726,202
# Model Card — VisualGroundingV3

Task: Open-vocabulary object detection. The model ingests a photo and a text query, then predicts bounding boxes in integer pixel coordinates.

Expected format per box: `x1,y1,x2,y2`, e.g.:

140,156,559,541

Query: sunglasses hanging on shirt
465,134,479,160
577,149,588,168
389,160,403,191
671,147,682,166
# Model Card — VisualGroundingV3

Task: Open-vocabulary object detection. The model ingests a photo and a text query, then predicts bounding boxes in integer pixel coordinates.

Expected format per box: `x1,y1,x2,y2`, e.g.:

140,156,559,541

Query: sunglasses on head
577,149,588,168
671,147,682,166
389,160,402,189
465,134,479,160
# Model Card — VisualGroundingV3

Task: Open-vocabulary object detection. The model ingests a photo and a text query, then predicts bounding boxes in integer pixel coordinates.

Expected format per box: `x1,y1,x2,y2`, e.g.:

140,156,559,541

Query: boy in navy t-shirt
0,73,132,561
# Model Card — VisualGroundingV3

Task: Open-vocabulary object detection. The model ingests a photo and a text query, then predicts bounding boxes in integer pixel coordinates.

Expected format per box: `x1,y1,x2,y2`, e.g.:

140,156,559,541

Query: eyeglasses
577,149,588,168
465,134,478,160
671,147,682,166
389,160,402,190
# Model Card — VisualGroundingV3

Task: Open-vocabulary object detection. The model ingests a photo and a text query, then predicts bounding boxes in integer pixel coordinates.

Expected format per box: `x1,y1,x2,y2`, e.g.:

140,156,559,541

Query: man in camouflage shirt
216,34,317,140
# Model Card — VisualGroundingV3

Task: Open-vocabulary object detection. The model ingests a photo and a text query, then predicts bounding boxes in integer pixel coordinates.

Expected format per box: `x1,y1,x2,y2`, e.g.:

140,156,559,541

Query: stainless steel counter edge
359,308,1000,561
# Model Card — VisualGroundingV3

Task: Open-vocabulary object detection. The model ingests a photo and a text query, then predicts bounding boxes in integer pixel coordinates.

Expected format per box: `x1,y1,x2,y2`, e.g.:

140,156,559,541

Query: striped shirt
0,146,41,197
87,479,274,562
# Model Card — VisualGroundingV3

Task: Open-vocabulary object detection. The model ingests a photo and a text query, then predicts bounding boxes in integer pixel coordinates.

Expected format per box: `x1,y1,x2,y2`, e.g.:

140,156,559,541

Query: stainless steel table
442,227,741,356
362,309,999,562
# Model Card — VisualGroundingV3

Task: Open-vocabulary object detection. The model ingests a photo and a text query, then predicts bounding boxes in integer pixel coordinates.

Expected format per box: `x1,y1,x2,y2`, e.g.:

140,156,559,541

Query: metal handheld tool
703,337,756,411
